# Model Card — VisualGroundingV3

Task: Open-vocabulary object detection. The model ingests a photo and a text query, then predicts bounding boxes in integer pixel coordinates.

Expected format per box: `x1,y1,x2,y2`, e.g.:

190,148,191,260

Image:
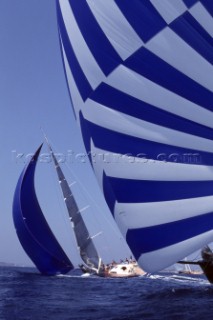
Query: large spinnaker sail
48,143,100,271
56,0,213,272
13,145,73,275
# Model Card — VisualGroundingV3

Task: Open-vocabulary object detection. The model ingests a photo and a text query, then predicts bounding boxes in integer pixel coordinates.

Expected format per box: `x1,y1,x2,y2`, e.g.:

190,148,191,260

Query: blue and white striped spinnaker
56,0,213,272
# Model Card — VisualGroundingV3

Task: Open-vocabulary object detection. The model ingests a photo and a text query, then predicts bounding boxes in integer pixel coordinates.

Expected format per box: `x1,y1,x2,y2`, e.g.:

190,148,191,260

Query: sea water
0,266,212,320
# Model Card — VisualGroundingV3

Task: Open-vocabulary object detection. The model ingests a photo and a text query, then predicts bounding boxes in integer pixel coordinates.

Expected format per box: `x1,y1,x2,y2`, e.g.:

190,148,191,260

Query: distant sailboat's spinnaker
56,0,213,272
49,145,100,271
13,145,73,275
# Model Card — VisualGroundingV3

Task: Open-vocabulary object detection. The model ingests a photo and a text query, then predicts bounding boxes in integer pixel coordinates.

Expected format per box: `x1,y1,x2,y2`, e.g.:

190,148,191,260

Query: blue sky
0,0,131,266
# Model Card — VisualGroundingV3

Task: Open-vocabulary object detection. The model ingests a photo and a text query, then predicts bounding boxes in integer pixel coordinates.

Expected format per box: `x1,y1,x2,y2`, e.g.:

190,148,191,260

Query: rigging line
77,205,90,214
69,181,77,187
67,168,123,240
47,152,81,263
41,134,125,256
63,160,122,235
192,251,202,261
90,231,103,239
20,195,68,265
40,136,93,260
39,137,77,252
40,132,121,236
47,148,74,245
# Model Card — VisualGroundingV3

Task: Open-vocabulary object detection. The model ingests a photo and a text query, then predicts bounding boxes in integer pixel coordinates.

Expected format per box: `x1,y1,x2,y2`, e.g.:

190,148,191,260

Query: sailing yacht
177,258,203,276
13,142,145,278
46,139,145,278
103,259,146,278
179,246,213,283
13,142,102,276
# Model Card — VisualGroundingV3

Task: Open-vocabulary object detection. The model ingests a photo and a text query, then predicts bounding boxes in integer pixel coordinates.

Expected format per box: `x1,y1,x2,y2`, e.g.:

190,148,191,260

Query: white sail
47,141,100,271
56,0,213,272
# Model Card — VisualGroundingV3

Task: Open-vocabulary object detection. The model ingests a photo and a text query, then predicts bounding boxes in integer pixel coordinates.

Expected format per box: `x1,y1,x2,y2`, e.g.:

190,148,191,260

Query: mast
45,138,100,271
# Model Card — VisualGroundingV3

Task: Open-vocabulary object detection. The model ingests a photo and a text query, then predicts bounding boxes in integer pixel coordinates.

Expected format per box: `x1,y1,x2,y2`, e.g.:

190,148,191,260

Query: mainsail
13,145,73,275
47,142,100,271
56,0,213,272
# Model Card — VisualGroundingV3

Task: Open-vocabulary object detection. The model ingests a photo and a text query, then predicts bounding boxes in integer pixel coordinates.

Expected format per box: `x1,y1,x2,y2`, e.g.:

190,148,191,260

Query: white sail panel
114,196,213,229
90,144,213,182
59,0,104,89
84,98,213,152
86,0,143,60
104,66,213,128
190,2,213,37
60,41,84,118
150,0,187,24
146,27,213,91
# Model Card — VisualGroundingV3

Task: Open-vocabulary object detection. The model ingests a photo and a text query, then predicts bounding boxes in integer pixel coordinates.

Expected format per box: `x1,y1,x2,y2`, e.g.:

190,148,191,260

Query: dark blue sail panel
183,0,213,14
170,12,213,64
69,0,122,75
13,145,73,275
127,210,213,259
115,0,166,42
102,172,117,214
80,113,213,166
90,84,213,141
124,47,213,111
104,177,213,203
201,0,213,14
183,0,200,8
57,2,92,102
